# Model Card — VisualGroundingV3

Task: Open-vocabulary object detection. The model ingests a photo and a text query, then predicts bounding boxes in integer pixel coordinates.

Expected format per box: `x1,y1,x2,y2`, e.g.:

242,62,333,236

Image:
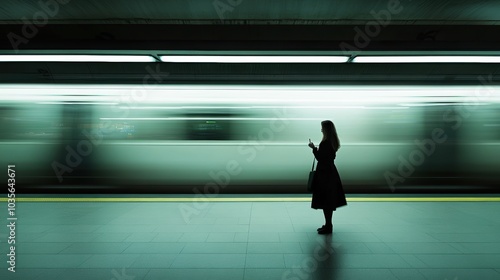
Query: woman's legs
323,209,333,227
318,209,334,234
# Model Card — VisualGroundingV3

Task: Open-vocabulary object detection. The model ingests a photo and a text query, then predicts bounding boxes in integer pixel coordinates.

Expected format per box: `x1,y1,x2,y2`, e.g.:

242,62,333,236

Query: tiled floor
1,198,500,279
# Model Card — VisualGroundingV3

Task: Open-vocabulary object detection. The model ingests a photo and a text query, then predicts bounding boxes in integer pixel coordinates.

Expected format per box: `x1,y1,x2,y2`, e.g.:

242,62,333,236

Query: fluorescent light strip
0,55,157,62
119,106,409,110
99,142,415,146
3,55,500,63
38,102,119,105
160,55,349,63
120,106,367,110
353,56,500,63
97,142,321,146
0,84,497,97
2,85,500,103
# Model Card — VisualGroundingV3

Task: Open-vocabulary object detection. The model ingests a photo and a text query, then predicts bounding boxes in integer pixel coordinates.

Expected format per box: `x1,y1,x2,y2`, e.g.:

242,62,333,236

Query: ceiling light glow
160,55,350,63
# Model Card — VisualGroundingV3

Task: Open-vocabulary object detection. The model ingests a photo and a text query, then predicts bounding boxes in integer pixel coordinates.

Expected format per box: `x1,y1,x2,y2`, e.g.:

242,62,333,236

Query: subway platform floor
1,195,500,280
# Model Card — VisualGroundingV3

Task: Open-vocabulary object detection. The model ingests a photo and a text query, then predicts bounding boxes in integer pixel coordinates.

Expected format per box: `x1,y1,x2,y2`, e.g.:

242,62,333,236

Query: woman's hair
321,120,340,152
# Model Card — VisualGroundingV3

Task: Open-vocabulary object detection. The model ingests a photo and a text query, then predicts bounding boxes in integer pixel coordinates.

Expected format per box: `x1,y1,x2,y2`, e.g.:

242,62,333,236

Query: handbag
307,157,316,192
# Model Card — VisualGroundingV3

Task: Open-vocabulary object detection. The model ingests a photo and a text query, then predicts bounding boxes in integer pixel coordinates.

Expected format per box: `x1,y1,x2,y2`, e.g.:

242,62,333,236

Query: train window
0,105,62,140
185,113,232,140
94,104,244,141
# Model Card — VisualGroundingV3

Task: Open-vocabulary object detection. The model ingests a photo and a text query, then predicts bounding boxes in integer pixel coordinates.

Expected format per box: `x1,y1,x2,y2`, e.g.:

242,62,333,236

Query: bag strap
311,157,316,171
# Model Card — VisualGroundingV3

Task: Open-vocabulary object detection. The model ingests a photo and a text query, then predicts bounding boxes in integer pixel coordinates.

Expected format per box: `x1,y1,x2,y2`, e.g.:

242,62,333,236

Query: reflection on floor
1,199,500,280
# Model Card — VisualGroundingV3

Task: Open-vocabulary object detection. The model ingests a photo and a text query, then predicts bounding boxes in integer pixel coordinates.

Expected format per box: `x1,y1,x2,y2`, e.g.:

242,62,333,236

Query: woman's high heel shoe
318,224,332,234
317,225,326,231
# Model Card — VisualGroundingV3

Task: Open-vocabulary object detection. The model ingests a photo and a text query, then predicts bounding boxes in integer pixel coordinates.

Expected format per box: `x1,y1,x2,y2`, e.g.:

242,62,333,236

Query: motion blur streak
0,84,499,193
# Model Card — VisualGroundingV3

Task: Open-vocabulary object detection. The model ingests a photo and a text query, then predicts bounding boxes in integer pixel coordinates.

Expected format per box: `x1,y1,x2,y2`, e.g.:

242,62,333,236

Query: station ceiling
1,0,500,84
1,0,499,24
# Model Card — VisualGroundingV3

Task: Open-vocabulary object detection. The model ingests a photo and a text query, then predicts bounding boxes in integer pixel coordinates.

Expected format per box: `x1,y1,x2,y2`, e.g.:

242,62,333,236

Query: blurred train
1,84,499,193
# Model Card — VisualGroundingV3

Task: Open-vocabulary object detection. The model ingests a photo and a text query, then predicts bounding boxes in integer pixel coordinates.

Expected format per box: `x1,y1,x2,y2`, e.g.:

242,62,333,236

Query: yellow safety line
0,197,500,202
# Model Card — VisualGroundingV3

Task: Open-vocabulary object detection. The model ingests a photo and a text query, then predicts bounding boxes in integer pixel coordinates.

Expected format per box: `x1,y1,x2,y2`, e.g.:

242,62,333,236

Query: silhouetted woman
308,120,347,234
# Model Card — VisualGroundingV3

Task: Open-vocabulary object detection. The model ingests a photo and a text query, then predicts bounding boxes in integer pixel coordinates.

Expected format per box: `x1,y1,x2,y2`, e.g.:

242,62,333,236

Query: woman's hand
308,142,315,149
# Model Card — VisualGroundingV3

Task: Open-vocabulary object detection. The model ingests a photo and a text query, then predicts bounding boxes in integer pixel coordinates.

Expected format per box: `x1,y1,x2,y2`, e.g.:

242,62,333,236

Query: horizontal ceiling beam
1,24,500,51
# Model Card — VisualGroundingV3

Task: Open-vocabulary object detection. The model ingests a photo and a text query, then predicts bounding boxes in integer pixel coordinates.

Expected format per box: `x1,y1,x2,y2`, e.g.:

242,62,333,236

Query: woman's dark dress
311,141,347,210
